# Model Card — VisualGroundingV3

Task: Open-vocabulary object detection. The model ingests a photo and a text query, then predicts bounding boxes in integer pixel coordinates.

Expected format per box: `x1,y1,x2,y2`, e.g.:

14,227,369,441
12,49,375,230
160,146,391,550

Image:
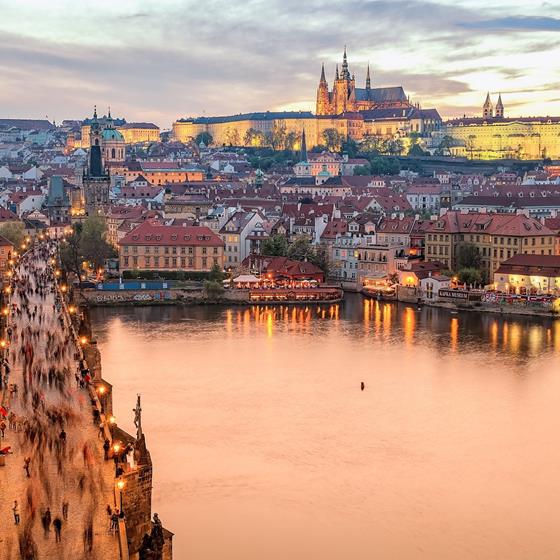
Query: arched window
111,148,116,158
95,138,99,146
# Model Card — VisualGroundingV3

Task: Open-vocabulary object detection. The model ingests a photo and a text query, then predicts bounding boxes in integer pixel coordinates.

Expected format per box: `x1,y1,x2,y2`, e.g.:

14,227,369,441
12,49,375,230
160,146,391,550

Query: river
90,295,560,560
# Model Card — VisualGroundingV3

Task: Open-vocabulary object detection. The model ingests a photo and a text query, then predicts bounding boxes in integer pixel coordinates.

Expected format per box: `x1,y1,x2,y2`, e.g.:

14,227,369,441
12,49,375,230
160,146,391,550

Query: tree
287,236,315,261
437,135,454,156
261,234,288,256
270,121,287,151
353,165,371,176
195,131,213,147
284,131,298,152
458,267,482,286
341,137,359,158
204,280,224,300
0,222,26,248
225,128,240,146
322,128,342,152
368,156,400,175
209,262,225,282
408,143,426,156
311,245,330,277
60,222,83,283
360,135,385,155
80,215,115,271
384,138,404,156
457,243,481,270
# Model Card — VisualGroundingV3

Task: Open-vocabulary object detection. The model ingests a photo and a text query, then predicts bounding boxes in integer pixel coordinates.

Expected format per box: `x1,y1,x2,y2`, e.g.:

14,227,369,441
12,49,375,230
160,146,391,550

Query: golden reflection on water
450,317,458,353
403,306,416,347
199,300,560,357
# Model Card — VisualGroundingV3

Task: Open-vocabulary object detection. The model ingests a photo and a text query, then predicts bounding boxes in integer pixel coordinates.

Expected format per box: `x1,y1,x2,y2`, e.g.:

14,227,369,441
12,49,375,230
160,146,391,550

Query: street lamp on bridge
117,479,125,516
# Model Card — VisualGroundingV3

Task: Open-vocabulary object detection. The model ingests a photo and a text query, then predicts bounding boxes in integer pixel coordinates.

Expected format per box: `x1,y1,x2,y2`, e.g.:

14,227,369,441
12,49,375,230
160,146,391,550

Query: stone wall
121,437,153,556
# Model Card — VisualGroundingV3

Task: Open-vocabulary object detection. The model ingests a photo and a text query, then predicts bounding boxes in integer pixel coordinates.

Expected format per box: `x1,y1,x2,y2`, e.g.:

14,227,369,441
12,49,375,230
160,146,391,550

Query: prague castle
173,49,441,148
316,47,410,115
445,93,560,160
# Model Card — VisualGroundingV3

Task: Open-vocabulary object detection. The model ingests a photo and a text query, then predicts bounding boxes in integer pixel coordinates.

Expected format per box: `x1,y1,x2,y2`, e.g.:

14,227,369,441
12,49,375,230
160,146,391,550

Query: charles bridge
0,243,173,560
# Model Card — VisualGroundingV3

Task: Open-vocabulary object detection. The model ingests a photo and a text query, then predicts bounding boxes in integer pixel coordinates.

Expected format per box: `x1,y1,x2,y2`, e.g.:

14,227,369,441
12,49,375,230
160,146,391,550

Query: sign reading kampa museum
439,289,469,300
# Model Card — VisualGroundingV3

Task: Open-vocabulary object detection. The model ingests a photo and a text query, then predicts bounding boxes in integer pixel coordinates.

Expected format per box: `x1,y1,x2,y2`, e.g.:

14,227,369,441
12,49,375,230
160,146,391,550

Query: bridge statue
133,393,143,440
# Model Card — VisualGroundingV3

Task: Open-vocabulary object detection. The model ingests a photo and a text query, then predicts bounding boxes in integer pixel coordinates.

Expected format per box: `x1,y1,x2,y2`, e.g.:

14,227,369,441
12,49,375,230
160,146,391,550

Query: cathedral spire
320,63,326,83
342,45,350,80
366,64,371,90
335,64,339,81
300,128,308,163
93,105,97,119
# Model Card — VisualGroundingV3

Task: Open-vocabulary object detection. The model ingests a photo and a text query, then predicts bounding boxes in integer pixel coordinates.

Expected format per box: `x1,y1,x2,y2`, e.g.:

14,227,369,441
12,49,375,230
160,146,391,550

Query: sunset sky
1,0,559,127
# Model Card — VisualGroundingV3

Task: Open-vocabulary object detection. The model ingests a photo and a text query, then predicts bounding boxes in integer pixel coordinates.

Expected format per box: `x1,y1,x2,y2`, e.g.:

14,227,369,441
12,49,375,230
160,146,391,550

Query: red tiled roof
496,254,560,277
427,211,554,236
119,221,224,247
0,207,20,221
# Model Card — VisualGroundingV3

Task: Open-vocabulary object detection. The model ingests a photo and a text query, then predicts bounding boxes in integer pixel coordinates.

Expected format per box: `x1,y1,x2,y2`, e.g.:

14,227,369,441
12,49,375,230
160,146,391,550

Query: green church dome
101,127,124,142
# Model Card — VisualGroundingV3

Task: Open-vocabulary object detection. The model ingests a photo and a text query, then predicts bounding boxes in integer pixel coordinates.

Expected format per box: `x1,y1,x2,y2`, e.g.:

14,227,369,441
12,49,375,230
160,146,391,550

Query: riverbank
81,287,344,307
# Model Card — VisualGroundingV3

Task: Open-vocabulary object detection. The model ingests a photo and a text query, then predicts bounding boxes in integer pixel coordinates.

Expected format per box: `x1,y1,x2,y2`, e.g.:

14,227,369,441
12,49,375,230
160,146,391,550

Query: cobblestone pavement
0,249,120,560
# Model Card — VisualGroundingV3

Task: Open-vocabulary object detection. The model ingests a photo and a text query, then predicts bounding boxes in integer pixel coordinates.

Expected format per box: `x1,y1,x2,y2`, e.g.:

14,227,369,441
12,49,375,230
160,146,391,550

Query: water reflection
90,293,560,560
90,294,560,361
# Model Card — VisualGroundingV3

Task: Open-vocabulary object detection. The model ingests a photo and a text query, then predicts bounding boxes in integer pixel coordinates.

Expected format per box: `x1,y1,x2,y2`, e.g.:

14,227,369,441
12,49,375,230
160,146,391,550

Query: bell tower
482,92,494,119
316,64,331,116
495,94,504,118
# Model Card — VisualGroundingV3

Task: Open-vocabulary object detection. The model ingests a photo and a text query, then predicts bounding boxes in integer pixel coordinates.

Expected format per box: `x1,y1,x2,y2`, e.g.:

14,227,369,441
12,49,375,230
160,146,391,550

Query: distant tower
483,92,494,119
333,47,356,114
365,63,372,100
316,63,331,115
495,93,504,118
83,106,111,215
101,107,125,164
300,128,308,163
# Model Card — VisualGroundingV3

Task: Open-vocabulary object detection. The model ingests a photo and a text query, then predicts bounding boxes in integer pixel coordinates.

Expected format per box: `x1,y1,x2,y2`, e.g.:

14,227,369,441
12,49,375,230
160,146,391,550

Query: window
123,256,129,266
181,257,186,267
164,257,170,267
202,247,207,255
188,257,194,267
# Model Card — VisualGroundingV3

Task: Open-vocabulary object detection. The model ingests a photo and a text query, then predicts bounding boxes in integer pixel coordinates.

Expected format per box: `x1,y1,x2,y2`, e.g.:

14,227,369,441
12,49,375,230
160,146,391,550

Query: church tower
495,94,504,118
482,93,494,119
333,47,356,114
316,64,331,115
83,106,111,215
101,107,125,164
365,64,372,101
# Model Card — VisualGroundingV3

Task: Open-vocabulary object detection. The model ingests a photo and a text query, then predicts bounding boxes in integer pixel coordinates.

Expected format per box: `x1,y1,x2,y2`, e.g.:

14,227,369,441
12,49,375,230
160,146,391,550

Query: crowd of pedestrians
0,241,119,559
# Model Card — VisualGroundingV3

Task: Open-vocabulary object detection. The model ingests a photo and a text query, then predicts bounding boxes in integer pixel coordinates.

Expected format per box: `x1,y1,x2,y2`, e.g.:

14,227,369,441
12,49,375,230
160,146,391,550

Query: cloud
461,16,560,31
0,0,559,125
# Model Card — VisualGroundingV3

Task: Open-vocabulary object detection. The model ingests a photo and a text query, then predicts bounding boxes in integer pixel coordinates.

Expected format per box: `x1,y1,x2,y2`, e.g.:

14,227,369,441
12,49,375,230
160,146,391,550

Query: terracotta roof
0,207,20,221
496,254,560,277
321,219,348,239
427,211,554,236
119,221,224,247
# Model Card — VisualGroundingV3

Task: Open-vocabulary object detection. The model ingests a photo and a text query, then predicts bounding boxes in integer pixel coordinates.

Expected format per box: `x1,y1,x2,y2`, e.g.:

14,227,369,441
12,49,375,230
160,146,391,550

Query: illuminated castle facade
445,93,560,160
173,48,442,148
316,47,411,115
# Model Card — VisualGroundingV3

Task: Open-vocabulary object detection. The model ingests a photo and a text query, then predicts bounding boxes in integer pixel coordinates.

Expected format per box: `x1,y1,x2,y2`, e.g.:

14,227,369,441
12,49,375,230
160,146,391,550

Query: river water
90,295,560,560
